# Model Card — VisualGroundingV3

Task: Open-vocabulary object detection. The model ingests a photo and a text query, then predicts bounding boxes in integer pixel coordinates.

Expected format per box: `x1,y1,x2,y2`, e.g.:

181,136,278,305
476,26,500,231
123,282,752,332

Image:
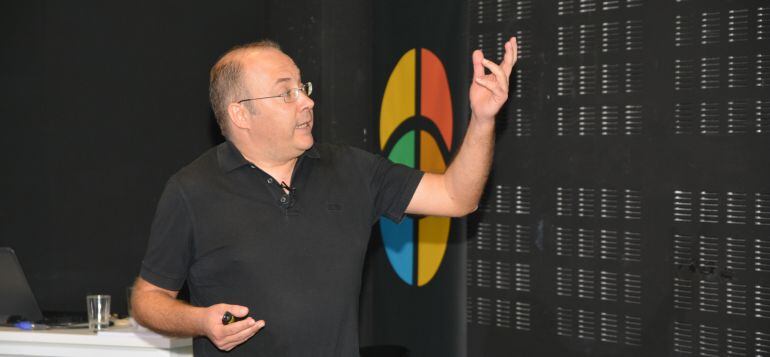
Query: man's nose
297,90,314,110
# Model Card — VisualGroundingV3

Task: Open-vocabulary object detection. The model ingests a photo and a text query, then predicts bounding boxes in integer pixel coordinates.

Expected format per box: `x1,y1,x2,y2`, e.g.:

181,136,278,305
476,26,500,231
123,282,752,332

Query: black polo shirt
139,140,423,357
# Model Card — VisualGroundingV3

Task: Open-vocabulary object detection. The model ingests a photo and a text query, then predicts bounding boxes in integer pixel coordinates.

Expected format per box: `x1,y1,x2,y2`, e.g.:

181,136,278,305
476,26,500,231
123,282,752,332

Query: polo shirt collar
218,140,320,173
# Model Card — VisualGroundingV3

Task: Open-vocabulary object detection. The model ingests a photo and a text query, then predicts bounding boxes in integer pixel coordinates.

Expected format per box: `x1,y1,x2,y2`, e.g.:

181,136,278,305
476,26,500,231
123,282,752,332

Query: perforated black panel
466,0,770,355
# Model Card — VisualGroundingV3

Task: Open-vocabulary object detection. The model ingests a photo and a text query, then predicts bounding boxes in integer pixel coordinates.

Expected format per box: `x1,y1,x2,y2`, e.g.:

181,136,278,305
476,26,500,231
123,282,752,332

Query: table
0,326,193,357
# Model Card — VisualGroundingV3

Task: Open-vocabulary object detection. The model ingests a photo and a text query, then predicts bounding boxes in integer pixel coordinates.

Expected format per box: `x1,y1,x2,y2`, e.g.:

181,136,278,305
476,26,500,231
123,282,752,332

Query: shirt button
280,196,287,203
249,165,256,169
267,178,273,184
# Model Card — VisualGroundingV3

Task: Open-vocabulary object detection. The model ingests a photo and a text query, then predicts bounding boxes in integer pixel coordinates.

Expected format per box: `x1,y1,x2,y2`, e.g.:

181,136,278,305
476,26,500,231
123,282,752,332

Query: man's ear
227,102,254,130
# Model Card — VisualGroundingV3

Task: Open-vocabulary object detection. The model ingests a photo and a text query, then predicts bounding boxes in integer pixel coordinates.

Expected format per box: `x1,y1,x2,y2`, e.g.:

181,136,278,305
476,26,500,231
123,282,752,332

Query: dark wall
0,0,374,316
0,1,265,314
466,0,770,356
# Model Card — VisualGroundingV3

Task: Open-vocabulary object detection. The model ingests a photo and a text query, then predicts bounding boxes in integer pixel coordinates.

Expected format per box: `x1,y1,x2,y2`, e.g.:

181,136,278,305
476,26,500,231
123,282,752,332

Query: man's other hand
202,304,265,351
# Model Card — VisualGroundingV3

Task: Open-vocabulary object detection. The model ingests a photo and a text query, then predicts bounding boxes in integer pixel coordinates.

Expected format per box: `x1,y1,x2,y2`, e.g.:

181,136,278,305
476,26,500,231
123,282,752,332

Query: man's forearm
405,37,515,217
441,35,516,214
132,277,264,350
132,285,206,337
443,113,496,214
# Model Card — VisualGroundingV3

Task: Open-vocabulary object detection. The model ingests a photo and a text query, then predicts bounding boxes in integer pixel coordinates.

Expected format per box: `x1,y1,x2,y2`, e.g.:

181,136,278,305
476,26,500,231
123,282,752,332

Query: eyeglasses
237,82,313,104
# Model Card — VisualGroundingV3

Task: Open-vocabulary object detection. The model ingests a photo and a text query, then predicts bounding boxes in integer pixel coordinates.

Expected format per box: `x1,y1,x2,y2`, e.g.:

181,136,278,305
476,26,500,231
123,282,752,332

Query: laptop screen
0,247,44,322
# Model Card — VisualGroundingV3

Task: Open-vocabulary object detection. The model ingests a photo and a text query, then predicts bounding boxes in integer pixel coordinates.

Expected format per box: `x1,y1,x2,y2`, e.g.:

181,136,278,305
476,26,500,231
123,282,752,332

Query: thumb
472,50,485,79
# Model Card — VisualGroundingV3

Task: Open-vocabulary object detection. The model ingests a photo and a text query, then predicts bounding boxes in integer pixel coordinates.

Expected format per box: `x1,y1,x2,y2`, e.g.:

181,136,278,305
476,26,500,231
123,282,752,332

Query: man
132,37,517,356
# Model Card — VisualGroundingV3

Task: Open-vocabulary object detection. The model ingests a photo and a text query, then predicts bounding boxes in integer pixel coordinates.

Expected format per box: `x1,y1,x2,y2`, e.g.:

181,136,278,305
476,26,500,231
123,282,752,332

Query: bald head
209,40,282,137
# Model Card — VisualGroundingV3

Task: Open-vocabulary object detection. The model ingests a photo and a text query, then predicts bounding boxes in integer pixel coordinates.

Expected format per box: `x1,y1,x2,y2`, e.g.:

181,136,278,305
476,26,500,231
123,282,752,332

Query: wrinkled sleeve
139,177,194,291
349,147,424,224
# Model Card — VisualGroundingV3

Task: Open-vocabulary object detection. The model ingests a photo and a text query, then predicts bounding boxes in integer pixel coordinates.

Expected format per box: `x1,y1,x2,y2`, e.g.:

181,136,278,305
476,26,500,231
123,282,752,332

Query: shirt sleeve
139,177,194,291
349,147,424,224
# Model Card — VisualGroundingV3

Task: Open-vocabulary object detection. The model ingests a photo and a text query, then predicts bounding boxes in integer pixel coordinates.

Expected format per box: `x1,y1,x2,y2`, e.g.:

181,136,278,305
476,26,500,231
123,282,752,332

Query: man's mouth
295,120,311,129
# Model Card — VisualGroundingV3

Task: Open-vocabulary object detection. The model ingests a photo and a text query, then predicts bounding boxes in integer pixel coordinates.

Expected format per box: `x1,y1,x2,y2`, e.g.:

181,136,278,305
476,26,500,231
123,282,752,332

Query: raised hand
469,37,518,121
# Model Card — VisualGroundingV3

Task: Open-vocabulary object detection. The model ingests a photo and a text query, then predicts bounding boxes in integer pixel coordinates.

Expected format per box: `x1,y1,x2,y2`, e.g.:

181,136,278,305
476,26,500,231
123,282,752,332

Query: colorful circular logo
379,48,453,286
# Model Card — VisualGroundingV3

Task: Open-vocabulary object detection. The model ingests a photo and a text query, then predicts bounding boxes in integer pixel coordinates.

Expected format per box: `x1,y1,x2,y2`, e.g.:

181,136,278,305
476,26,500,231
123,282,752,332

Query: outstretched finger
472,50,486,79
501,37,518,77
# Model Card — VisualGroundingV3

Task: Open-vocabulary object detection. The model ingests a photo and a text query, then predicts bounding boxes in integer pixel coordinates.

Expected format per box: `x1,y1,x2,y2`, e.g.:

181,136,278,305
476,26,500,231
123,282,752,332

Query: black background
0,0,374,317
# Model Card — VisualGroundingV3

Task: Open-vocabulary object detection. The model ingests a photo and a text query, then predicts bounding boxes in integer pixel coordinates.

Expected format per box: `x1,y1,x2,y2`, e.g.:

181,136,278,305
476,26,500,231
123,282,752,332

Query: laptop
1,247,90,327
0,247,44,323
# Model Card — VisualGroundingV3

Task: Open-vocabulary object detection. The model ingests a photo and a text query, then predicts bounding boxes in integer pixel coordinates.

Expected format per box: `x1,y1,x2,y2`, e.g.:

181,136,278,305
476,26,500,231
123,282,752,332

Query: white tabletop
0,325,193,357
